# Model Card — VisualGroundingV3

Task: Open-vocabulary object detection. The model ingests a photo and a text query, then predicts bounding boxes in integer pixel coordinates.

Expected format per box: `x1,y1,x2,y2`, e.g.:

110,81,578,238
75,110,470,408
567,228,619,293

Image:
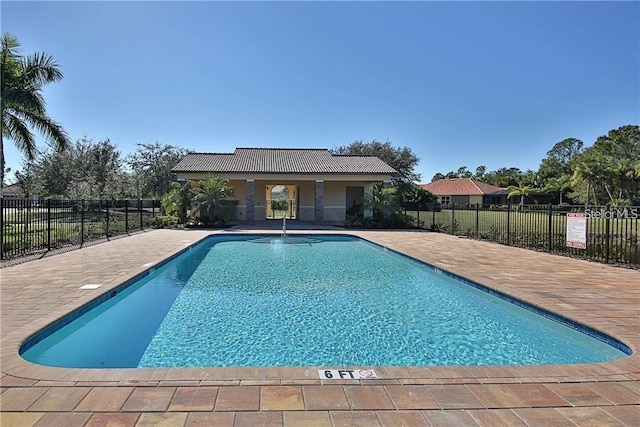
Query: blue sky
2,1,638,184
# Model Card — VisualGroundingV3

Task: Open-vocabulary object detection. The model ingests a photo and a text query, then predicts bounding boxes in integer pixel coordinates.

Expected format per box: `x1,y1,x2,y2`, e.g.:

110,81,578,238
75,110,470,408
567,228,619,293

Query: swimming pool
21,234,630,368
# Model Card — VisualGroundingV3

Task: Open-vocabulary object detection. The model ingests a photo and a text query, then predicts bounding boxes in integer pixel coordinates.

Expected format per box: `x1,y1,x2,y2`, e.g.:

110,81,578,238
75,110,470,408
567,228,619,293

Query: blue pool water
21,234,629,368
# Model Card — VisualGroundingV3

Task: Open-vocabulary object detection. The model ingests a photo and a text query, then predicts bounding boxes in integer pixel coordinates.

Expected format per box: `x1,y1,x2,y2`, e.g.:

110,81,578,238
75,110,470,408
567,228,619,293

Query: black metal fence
405,203,640,267
1,198,160,265
3,198,639,267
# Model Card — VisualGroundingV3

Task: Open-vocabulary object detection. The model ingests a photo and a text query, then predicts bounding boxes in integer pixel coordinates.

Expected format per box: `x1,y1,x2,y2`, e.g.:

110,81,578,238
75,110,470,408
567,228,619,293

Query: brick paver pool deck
1,228,638,426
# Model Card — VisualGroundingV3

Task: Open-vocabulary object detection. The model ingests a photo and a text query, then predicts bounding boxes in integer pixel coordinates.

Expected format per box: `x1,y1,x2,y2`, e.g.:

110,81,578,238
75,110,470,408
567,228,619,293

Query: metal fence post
105,200,110,239
475,203,480,238
24,201,29,252
125,199,129,234
80,200,85,245
47,199,52,251
605,216,610,264
0,198,4,260
547,203,552,253
506,201,511,246
432,206,435,230
451,203,455,235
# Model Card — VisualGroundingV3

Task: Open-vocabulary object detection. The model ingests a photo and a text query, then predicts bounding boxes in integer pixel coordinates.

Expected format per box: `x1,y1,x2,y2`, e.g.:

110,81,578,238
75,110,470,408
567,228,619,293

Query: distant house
2,183,25,208
172,148,397,225
1,183,46,207
2,183,21,200
421,178,506,205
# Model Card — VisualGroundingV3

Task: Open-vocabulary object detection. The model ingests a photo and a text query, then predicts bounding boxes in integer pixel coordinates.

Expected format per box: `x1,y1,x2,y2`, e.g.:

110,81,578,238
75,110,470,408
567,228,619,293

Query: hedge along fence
404,204,640,267
1,198,160,264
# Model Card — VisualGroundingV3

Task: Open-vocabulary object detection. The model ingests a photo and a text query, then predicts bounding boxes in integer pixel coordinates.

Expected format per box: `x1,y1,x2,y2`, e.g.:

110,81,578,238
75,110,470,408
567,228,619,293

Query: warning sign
567,212,587,249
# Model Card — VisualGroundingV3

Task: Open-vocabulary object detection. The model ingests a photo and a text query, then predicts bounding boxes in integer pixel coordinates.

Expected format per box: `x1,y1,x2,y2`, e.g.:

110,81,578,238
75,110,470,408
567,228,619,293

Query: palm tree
162,180,195,223
193,176,235,225
1,32,70,192
543,175,572,204
363,182,398,222
611,157,639,204
506,183,533,209
572,151,611,206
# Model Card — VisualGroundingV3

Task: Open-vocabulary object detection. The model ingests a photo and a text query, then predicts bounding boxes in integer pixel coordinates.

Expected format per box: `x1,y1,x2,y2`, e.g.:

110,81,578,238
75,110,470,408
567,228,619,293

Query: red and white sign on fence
566,212,587,249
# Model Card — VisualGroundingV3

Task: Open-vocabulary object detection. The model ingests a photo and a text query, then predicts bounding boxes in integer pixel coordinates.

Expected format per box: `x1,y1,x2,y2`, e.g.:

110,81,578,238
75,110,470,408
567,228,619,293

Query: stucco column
314,180,324,224
246,179,255,225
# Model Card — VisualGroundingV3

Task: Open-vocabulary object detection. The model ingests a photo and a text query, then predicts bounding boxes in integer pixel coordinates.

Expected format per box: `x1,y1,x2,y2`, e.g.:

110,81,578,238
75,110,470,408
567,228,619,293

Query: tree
162,180,195,222
14,159,42,200
538,138,584,185
474,166,487,181
1,32,70,193
126,142,189,198
546,138,584,169
30,137,126,199
571,149,607,206
431,172,446,182
484,167,524,187
397,185,437,210
363,182,398,222
543,175,572,204
330,140,420,185
571,125,640,205
506,183,533,209
456,166,472,178
445,171,458,179
90,139,122,198
591,125,640,204
520,169,541,188
193,176,235,225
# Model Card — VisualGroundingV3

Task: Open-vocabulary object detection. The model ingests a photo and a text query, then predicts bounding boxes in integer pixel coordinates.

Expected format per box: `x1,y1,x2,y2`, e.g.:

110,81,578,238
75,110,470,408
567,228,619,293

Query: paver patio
1,228,638,426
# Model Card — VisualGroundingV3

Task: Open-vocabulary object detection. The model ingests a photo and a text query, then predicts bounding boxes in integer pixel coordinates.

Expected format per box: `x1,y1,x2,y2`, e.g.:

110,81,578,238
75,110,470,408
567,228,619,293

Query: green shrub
150,215,179,228
382,213,416,228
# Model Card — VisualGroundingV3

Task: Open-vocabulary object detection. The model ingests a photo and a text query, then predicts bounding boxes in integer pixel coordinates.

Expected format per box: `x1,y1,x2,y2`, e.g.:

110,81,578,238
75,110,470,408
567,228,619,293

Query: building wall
468,195,483,205
451,195,470,204
323,181,372,222
228,180,247,222
174,172,391,223
298,181,316,221
439,194,483,205
323,181,346,222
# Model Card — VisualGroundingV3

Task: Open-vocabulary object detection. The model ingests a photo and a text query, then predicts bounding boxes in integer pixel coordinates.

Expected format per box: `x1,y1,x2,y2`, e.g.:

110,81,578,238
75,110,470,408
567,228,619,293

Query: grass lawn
2,207,155,258
405,207,639,264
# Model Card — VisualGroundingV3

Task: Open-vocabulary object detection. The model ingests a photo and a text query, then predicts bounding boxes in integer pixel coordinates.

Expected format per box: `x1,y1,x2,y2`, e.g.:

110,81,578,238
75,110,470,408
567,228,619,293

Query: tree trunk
585,183,590,208
603,184,614,202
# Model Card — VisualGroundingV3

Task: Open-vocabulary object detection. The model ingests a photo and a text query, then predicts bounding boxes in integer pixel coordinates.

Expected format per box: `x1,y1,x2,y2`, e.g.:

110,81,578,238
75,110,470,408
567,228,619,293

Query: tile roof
172,148,397,175
421,178,504,195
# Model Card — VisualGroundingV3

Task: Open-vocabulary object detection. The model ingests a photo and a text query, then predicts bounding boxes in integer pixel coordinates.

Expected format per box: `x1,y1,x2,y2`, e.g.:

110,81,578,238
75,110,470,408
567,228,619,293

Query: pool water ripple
136,235,625,368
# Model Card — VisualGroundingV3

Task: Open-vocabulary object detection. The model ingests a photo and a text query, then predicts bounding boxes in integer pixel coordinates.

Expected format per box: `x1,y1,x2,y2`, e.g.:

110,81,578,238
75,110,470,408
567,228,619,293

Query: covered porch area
172,148,397,225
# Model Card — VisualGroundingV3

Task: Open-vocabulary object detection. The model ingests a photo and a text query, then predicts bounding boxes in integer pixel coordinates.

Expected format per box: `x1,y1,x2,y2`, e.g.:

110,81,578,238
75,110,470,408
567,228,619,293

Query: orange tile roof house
172,148,396,225
421,178,506,205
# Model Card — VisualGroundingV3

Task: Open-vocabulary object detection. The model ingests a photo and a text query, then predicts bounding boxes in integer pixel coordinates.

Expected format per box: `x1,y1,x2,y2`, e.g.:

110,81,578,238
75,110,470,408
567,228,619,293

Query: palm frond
0,32,21,61
3,112,36,157
1,31,69,166
21,52,64,85
2,87,47,115
6,107,70,152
